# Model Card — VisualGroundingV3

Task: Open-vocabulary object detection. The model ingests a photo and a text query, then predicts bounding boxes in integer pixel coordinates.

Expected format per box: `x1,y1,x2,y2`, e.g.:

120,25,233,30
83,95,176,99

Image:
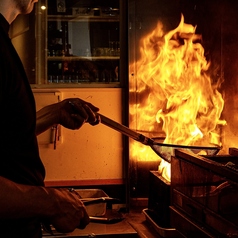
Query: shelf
41,0,121,87
31,82,121,89
47,15,119,22
47,56,120,61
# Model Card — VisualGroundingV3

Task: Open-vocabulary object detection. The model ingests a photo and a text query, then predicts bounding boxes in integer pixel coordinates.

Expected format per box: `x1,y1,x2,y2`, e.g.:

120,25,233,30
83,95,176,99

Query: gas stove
170,148,238,237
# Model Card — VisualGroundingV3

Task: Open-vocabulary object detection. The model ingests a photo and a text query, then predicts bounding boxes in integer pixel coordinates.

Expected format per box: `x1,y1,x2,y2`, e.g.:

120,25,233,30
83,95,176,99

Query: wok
98,113,221,163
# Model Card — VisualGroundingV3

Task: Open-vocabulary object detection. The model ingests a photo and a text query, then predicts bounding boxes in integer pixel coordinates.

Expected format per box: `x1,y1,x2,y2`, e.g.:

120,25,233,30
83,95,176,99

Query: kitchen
9,0,238,237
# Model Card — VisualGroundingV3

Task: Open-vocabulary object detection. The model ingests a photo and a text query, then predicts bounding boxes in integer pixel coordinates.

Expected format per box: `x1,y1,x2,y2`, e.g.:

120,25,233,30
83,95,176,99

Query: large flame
129,15,226,180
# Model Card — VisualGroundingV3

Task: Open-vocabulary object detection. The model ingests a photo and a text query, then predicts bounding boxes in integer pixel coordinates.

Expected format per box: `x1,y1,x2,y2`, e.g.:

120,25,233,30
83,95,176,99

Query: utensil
89,214,124,224
98,113,221,163
82,197,119,206
81,196,123,224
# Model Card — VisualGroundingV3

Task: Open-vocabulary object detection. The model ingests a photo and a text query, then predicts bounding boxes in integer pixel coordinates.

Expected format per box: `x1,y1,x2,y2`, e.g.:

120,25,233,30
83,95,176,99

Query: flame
129,15,226,180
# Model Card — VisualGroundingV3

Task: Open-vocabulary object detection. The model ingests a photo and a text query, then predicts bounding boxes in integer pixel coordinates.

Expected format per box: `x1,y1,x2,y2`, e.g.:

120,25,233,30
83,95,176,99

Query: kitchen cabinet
46,0,120,86
12,0,125,87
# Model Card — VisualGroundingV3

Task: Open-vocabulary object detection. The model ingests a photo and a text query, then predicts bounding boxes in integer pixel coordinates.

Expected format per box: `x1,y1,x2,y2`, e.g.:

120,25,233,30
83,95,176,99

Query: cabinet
12,0,124,87
46,0,120,86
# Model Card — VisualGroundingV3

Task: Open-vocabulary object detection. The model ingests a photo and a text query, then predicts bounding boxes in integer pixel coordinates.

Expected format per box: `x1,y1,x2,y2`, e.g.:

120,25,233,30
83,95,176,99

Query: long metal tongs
98,113,154,145
98,113,221,162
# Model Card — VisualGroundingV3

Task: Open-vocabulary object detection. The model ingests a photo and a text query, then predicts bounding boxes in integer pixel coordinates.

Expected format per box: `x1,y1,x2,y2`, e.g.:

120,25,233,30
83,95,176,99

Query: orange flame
129,15,226,179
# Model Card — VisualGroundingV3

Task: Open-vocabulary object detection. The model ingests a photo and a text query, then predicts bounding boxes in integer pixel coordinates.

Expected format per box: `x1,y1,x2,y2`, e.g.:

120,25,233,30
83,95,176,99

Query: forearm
0,176,56,219
0,176,90,232
36,103,59,136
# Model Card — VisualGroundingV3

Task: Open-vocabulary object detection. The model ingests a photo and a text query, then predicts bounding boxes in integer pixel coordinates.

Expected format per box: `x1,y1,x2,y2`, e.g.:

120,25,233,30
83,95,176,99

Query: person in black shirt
0,0,100,237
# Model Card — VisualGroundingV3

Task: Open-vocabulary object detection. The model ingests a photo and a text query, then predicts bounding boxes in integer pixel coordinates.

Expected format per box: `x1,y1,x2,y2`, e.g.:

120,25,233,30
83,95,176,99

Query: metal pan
98,113,221,163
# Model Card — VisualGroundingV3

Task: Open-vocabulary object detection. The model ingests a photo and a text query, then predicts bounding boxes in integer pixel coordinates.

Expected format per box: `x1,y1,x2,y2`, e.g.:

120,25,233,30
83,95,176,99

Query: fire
129,15,226,180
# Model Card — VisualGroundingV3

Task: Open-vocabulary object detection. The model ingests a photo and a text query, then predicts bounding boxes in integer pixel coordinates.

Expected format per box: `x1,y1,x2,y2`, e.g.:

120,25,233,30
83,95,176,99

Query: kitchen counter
42,208,163,238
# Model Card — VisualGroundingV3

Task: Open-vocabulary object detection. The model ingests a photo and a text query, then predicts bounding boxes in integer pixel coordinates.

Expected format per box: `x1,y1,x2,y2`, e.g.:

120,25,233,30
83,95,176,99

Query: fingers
67,99,100,125
83,104,100,125
70,114,86,129
48,188,90,233
68,98,99,113
69,101,88,120
67,188,90,229
89,113,101,126
77,209,90,229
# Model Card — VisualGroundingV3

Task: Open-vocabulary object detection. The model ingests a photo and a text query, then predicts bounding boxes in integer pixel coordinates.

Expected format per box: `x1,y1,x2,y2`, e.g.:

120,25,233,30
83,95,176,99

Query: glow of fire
129,15,226,181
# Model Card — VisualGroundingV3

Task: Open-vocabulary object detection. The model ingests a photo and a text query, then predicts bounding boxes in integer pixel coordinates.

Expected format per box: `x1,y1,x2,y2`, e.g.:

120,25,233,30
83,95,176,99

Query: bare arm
36,103,59,135
0,176,48,219
0,176,89,232
36,98,99,135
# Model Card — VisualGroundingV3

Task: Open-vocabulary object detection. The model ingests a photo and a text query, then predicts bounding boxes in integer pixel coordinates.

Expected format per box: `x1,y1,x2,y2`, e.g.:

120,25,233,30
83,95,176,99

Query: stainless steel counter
43,219,137,237
42,208,162,238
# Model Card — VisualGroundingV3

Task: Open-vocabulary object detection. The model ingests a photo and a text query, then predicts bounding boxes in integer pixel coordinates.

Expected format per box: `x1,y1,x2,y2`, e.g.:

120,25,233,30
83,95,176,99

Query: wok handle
98,113,154,145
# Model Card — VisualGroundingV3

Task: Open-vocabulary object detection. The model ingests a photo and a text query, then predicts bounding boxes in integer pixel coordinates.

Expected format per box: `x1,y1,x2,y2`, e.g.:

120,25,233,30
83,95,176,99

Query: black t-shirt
0,14,45,237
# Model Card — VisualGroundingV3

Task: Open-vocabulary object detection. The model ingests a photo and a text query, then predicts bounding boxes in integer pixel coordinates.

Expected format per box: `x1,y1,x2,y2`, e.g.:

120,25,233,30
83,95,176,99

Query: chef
0,0,100,237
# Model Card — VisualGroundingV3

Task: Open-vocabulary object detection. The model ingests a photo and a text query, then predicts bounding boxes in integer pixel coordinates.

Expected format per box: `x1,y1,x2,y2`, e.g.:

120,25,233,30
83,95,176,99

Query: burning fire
129,15,226,181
